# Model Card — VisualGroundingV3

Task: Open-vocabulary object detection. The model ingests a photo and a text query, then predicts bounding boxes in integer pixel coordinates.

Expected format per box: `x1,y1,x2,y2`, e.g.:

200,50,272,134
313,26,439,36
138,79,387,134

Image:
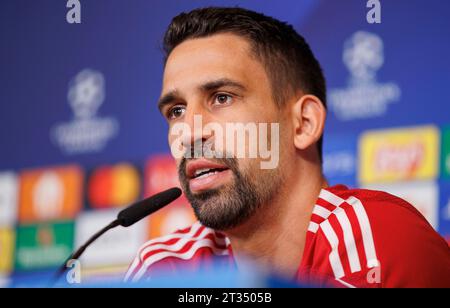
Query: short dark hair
163,7,326,162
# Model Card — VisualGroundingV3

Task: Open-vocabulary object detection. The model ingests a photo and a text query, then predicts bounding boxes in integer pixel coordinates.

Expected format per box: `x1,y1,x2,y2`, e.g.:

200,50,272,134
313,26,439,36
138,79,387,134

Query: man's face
159,33,291,231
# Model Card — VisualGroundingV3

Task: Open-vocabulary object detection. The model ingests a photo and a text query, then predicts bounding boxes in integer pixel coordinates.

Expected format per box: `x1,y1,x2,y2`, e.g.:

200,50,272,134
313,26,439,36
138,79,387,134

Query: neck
224,161,327,278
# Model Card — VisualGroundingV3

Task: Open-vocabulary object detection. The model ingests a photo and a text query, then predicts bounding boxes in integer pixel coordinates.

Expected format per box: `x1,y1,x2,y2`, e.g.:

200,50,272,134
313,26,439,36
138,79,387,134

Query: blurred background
0,0,449,286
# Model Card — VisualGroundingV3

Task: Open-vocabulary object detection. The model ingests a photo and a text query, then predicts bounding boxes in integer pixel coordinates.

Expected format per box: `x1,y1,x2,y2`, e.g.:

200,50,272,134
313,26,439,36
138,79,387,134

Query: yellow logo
0,229,14,274
359,126,439,184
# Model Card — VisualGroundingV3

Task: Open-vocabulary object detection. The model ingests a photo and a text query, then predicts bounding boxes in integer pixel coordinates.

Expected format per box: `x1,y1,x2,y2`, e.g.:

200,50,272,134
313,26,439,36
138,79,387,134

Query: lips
186,159,229,179
185,159,232,193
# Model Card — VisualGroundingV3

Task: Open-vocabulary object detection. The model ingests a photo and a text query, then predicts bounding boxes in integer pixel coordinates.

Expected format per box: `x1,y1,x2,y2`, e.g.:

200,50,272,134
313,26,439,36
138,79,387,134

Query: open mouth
186,159,230,179
191,167,229,179
186,159,232,192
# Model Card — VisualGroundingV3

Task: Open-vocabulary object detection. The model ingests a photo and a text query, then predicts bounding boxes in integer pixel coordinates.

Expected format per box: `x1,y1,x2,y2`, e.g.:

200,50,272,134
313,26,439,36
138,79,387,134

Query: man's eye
213,94,233,105
167,106,185,119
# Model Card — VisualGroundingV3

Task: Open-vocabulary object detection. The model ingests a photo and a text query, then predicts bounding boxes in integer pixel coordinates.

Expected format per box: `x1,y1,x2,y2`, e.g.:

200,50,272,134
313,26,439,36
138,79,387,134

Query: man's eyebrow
158,90,180,113
157,79,246,112
200,78,246,92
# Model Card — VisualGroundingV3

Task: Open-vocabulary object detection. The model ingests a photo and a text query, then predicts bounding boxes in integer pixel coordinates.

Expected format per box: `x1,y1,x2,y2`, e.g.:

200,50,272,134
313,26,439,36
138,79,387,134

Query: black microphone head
117,187,182,227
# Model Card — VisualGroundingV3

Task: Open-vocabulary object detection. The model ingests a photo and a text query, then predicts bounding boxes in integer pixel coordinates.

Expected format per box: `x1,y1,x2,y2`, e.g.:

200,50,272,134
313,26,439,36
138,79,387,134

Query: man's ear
291,94,326,151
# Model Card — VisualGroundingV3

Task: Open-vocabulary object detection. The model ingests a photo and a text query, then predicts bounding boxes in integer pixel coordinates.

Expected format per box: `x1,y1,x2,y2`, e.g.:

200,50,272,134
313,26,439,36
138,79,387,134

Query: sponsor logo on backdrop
359,126,439,184
329,31,401,121
0,172,18,227
0,229,14,274
441,126,450,179
365,181,439,229
145,155,195,238
19,165,83,223
323,134,358,186
324,152,355,177
51,69,119,155
75,210,147,268
87,163,141,209
15,222,74,271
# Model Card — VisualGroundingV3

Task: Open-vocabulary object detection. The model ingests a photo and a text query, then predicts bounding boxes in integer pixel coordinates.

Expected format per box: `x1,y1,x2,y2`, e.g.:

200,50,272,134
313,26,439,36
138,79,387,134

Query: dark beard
178,157,281,231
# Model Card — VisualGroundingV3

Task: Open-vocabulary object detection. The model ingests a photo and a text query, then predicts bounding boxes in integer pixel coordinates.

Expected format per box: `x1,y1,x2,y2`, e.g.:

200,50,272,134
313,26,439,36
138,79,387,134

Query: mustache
182,138,224,159
180,139,238,172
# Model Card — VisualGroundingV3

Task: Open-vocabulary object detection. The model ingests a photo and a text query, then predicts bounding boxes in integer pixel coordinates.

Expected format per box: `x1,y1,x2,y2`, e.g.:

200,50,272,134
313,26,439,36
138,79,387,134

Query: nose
180,104,213,156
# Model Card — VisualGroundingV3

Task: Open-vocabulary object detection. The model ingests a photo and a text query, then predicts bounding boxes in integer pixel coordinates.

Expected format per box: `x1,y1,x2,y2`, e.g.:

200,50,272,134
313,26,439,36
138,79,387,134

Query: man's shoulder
319,184,429,224
308,185,450,287
125,221,232,282
315,184,442,250
135,221,230,262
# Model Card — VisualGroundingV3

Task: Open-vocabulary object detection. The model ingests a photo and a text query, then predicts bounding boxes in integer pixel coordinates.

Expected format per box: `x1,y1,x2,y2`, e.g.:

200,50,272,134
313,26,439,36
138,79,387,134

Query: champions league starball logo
68,69,105,120
329,31,401,121
344,31,383,83
51,69,119,155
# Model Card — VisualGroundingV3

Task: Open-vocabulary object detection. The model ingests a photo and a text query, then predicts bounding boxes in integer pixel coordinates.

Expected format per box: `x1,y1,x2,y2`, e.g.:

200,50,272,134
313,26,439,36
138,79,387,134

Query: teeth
194,168,212,177
195,171,219,179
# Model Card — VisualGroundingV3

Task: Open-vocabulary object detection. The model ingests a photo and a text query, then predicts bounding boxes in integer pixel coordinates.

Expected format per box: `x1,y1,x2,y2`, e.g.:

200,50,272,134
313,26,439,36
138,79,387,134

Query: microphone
53,187,182,283
117,187,182,227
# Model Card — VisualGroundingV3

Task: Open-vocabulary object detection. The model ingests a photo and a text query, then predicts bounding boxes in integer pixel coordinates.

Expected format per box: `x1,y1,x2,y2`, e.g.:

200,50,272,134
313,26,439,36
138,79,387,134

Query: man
125,7,450,287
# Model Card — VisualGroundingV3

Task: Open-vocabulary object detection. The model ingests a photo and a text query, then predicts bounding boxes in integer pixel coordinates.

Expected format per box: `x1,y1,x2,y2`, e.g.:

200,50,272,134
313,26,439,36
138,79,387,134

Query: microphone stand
50,187,182,287
52,219,121,285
